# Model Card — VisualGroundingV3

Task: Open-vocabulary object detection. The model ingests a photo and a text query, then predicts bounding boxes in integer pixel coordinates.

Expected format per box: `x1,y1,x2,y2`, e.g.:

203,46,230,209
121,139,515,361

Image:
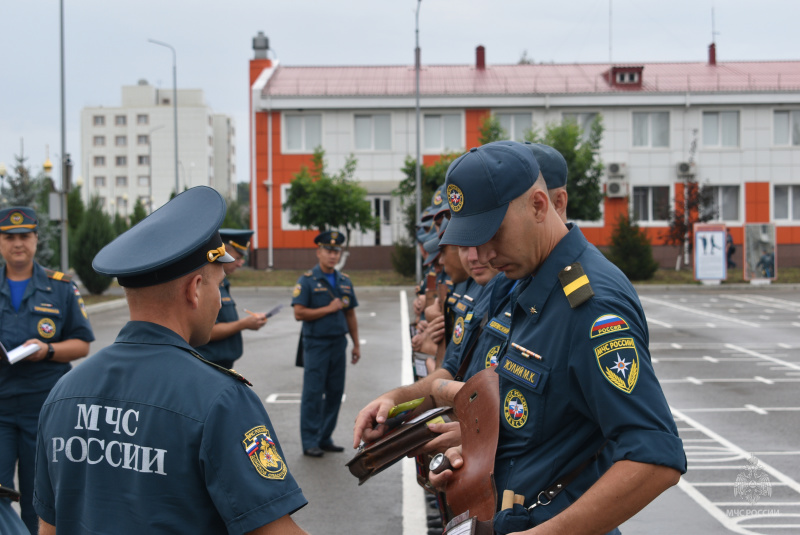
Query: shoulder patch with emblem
292,284,302,298
44,268,72,283
594,337,640,394
452,316,465,344
243,425,287,480
590,314,630,338
304,270,313,277
558,262,594,309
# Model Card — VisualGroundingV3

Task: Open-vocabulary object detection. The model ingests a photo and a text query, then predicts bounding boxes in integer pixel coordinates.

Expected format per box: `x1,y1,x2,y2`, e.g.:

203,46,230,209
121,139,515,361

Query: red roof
263,61,800,97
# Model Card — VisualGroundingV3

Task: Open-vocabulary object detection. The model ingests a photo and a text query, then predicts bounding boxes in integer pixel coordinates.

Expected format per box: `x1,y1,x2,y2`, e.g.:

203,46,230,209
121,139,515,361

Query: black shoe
303,447,324,457
320,443,345,452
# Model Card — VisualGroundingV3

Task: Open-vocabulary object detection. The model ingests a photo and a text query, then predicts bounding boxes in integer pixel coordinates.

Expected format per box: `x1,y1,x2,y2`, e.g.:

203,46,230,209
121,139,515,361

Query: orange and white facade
249,37,800,269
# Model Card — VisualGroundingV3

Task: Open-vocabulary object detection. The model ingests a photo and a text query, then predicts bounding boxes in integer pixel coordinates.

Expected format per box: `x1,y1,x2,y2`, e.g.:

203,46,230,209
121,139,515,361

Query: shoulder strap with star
558,262,594,309
188,350,253,387
43,268,72,283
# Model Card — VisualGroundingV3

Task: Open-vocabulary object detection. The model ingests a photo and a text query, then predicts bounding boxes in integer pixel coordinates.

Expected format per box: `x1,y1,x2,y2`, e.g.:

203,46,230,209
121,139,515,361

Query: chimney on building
476,45,486,70
253,31,269,60
708,42,716,66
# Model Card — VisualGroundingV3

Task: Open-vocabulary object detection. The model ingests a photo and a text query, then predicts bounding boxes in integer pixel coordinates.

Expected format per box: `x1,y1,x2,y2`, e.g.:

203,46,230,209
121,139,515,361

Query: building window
705,185,740,221
116,196,128,210
115,135,127,147
94,176,106,187
563,112,598,142
209,136,214,147
94,156,106,167
115,156,127,166
497,113,532,142
424,114,462,152
115,115,127,126
280,184,302,230
354,114,391,150
137,114,148,125
93,115,105,126
632,112,669,148
137,155,150,166
382,199,391,225
137,135,149,145
284,114,322,152
138,175,150,187
98,196,106,208
632,186,670,222
774,185,800,220
774,110,800,146
93,136,105,147
703,111,739,147
116,176,128,187
616,72,639,84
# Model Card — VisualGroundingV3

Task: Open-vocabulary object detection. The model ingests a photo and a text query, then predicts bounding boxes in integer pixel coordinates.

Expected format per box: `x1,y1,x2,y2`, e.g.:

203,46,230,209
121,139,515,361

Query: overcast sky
1,0,797,186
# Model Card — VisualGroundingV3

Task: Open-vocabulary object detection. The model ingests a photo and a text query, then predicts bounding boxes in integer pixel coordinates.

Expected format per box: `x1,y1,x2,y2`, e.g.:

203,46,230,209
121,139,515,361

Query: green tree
478,114,507,145
526,116,605,221
67,185,85,233
222,196,249,229
0,153,57,267
283,148,377,245
112,212,129,236
129,198,147,227
72,196,115,294
606,214,659,281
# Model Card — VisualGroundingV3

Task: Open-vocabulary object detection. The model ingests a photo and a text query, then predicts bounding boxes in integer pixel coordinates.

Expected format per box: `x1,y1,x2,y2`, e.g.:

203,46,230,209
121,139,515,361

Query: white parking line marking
671,343,683,349
400,291,426,535
793,322,800,328
726,343,800,372
723,294,800,313
647,318,673,328
779,343,792,349
704,356,720,363
640,296,760,327
662,377,800,384
744,403,768,414
265,393,301,403
687,376,704,385
677,406,800,413
753,376,774,385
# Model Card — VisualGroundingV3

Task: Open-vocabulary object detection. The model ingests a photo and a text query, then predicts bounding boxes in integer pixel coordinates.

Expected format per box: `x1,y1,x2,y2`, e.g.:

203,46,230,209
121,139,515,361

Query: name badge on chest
497,353,548,394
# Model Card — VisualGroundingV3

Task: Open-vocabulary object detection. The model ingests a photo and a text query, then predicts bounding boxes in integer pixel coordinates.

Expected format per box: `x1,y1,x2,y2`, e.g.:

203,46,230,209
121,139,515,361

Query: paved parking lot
74,284,800,534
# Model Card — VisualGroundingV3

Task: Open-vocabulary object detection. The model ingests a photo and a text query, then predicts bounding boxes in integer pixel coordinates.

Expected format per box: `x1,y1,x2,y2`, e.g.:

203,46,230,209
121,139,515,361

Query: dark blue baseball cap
93,186,234,287
524,142,567,189
439,141,540,247
0,207,38,234
422,235,441,266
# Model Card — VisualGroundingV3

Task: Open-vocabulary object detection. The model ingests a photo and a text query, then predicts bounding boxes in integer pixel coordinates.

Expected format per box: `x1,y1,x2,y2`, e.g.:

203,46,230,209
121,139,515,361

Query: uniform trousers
300,336,347,451
0,390,49,534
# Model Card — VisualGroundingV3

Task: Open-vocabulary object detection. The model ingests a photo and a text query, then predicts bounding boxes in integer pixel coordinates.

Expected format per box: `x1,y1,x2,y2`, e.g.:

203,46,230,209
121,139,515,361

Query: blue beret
0,207,38,234
440,141,540,247
93,186,234,287
220,228,254,254
314,230,345,249
523,142,568,189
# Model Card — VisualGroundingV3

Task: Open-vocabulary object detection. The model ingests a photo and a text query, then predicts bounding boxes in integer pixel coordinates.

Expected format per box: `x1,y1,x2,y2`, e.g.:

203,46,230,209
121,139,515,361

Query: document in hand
0,341,39,365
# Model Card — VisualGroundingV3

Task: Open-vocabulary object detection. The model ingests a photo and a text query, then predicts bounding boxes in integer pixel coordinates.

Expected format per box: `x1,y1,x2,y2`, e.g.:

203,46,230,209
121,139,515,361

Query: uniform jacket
291,265,358,338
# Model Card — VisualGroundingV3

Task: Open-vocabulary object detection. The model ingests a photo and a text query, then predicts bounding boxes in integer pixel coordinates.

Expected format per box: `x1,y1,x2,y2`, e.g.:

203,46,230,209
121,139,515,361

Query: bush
391,241,417,278
72,197,116,294
607,214,658,281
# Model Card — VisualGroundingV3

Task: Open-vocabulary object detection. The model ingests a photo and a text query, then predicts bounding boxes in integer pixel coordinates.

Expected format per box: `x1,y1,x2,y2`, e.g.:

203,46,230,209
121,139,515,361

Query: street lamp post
59,0,69,273
414,0,423,283
148,39,179,197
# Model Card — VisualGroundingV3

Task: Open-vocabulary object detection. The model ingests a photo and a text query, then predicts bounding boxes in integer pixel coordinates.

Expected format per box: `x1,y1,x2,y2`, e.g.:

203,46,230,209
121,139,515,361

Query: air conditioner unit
607,162,627,177
606,177,628,198
676,161,696,177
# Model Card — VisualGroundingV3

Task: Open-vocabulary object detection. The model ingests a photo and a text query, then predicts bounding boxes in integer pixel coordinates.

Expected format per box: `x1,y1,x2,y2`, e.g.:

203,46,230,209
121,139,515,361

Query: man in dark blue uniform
435,141,686,534
0,207,94,534
195,229,268,370
292,231,360,458
33,187,308,535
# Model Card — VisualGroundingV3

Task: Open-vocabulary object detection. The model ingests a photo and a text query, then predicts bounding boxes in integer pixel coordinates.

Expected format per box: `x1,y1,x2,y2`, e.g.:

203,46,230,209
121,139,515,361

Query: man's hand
425,297,443,322
413,294,425,317
351,345,361,364
408,421,461,457
241,313,268,331
426,315,445,344
427,445,463,492
328,298,344,312
353,395,397,448
22,339,48,361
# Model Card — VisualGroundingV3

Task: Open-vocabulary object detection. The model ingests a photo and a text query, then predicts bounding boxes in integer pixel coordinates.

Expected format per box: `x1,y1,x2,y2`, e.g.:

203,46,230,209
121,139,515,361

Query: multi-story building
80,80,236,215
248,35,800,270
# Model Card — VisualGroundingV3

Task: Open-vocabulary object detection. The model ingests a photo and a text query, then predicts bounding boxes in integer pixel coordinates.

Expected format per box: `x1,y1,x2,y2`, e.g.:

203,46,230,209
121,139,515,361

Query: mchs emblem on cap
447,184,464,212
